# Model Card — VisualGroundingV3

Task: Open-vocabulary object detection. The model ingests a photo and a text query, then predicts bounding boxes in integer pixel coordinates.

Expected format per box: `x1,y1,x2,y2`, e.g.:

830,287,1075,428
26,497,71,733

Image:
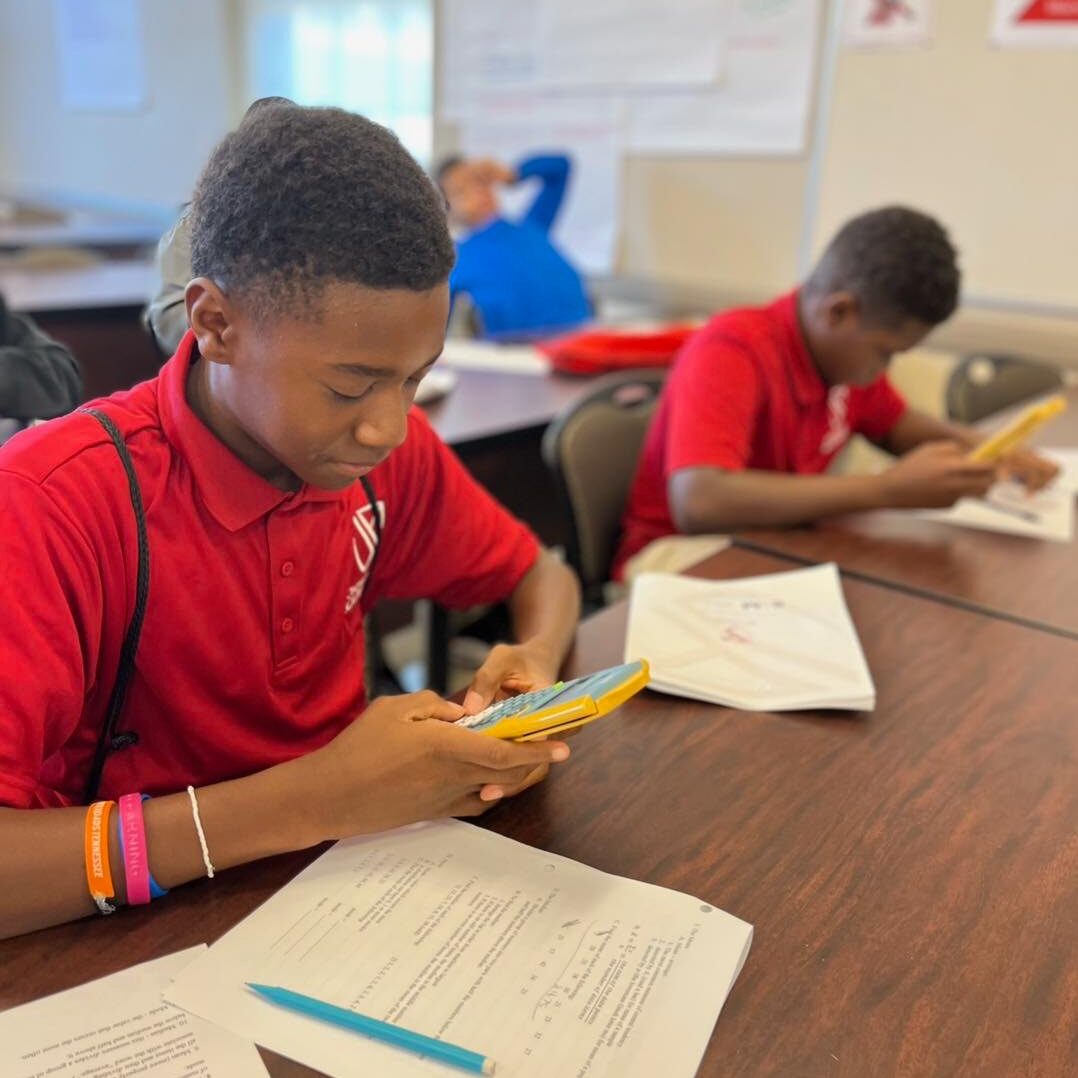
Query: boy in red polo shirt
0,106,580,939
615,207,1058,577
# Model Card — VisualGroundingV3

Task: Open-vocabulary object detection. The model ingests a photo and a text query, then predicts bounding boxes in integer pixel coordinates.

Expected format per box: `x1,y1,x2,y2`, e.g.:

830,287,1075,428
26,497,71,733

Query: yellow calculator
968,394,1067,463
455,659,651,741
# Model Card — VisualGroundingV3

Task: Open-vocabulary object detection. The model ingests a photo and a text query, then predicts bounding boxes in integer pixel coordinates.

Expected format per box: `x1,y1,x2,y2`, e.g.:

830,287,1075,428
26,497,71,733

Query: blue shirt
450,155,591,339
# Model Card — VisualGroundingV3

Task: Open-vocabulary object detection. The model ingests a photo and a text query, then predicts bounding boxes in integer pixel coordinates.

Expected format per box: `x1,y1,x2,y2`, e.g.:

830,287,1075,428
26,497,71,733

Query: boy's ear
822,290,861,330
186,278,237,366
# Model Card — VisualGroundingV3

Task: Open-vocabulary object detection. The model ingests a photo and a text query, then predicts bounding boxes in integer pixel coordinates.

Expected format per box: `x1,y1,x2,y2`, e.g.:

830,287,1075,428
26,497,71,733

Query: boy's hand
462,641,561,716
997,447,1060,493
292,691,569,841
880,441,997,509
472,158,516,187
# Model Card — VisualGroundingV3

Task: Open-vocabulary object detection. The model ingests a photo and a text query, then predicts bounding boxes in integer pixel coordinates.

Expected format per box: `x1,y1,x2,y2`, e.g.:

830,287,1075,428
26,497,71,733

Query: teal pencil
246,983,496,1075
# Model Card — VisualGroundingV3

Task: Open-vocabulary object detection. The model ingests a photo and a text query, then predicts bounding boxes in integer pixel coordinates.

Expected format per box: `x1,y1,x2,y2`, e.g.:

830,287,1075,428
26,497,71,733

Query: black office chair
945,354,1063,423
542,369,666,607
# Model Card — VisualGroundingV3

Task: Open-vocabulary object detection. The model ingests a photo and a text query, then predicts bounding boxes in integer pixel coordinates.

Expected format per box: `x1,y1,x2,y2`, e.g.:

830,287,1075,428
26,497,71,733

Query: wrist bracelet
118,793,168,903
83,800,118,915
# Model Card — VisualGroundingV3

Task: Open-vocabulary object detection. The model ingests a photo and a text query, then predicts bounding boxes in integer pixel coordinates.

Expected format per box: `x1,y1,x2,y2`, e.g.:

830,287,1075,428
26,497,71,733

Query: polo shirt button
281,561,295,577
281,617,294,633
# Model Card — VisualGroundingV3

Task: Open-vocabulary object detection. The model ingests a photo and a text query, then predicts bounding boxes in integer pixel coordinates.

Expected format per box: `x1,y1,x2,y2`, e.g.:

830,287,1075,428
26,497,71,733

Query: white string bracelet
186,785,215,879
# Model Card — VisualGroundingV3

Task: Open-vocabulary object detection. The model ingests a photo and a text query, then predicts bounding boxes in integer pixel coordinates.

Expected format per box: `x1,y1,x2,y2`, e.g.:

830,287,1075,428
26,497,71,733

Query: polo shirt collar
774,289,828,407
157,332,345,532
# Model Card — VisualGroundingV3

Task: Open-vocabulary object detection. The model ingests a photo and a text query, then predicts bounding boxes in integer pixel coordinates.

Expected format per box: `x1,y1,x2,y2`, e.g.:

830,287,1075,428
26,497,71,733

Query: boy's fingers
445,726,570,771
462,655,511,714
408,697,466,723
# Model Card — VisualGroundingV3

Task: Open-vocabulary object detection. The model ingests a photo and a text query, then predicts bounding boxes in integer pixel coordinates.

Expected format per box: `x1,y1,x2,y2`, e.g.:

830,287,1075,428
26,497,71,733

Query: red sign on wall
1016,0,1078,21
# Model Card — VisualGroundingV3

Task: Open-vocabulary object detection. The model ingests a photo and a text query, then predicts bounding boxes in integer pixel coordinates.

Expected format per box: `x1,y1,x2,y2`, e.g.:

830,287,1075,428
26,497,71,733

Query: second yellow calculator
968,394,1066,464
454,659,651,741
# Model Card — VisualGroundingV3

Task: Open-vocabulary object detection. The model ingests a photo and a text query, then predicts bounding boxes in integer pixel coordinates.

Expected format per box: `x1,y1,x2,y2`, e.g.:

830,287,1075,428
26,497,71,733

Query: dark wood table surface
3,546,1075,1077
423,366,596,551
423,365,592,448
738,384,1078,638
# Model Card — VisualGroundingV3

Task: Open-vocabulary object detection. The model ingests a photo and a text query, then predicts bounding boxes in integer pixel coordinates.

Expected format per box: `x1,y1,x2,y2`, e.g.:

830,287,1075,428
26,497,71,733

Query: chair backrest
945,354,1063,423
542,369,666,601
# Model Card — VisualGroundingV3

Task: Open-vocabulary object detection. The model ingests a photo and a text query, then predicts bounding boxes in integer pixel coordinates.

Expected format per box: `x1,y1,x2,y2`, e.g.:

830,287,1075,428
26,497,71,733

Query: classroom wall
812,0,1078,317
440,0,1078,366
618,157,810,302
0,0,238,212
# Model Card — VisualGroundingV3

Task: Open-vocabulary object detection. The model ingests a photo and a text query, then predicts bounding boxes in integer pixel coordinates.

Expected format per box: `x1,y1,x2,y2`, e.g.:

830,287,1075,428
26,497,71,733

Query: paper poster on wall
625,0,820,155
459,97,624,274
53,0,147,111
440,0,542,120
441,0,727,115
843,0,934,48
535,0,727,91
991,0,1078,47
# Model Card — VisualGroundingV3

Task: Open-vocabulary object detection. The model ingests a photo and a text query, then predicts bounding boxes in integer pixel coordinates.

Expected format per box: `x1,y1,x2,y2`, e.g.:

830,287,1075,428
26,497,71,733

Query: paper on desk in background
626,563,875,711
0,946,268,1077
412,367,458,405
164,819,752,1078
919,479,1075,542
1042,448,1078,492
439,339,552,374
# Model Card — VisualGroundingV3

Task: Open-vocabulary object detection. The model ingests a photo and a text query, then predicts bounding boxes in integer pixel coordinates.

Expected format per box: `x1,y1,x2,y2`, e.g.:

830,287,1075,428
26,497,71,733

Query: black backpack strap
359,474,382,590
80,408,150,803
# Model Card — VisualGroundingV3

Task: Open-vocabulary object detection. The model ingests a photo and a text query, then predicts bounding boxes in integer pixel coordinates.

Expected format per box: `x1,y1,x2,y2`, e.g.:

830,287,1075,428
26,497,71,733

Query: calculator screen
532,661,641,713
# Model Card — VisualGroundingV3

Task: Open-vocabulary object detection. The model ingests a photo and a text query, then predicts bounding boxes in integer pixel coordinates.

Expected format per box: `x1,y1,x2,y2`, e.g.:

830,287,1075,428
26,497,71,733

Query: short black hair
189,106,455,319
805,206,960,327
241,96,294,122
432,154,464,191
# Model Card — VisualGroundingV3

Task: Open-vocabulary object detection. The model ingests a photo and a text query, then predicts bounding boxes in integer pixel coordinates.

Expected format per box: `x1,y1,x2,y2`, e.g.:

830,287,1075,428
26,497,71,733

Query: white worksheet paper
165,820,752,1078
439,339,552,374
626,563,876,711
0,947,268,1077
1042,448,1078,492
919,479,1075,542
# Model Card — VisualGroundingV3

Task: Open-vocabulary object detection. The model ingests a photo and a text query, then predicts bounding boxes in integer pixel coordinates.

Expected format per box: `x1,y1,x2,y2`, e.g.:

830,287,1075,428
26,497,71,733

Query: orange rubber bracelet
84,799,118,915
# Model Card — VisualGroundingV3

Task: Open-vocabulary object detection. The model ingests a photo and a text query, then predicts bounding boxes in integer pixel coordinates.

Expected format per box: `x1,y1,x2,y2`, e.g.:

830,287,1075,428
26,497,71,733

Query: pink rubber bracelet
118,792,152,905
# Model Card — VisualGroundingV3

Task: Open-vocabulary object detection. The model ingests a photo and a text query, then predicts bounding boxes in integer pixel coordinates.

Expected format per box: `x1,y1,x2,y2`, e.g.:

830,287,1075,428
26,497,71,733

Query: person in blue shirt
435,154,591,339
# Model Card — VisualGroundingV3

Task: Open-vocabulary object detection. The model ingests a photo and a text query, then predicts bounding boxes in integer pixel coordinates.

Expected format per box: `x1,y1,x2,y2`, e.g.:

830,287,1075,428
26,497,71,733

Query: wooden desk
739,384,1078,638
737,512,1078,638
423,367,595,549
3,546,1075,1077
423,367,589,449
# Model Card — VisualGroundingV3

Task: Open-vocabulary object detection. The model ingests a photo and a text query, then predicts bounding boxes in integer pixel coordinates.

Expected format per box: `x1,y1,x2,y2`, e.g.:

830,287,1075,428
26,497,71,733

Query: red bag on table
537,324,698,376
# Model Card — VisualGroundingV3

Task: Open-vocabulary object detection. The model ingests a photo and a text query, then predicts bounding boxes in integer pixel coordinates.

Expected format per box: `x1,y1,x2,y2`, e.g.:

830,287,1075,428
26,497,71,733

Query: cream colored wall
811,0,1078,317
617,156,810,300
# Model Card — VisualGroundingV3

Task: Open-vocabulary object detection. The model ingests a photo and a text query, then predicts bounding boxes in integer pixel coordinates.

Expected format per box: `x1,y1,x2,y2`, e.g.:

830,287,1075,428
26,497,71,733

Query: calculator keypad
456,682,569,732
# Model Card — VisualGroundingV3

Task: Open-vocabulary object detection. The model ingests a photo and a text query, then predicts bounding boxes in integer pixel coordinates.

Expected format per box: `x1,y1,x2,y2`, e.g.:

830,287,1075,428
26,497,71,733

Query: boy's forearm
882,408,979,455
0,758,321,940
670,468,891,533
508,549,581,671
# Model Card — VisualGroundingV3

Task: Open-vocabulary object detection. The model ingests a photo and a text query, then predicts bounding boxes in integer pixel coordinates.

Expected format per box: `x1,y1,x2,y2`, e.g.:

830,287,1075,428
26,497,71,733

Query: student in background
143,97,295,356
436,153,591,339
0,105,580,939
614,206,1059,578
0,292,81,442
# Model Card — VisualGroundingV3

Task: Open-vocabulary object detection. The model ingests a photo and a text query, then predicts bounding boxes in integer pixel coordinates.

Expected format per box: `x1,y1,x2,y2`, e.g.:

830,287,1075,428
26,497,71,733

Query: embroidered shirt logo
820,386,851,456
344,498,385,614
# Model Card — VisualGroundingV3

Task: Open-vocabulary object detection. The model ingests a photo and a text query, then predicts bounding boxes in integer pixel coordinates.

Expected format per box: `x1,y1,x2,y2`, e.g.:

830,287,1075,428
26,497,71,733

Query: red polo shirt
614,291,906,575
0,334,539,808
